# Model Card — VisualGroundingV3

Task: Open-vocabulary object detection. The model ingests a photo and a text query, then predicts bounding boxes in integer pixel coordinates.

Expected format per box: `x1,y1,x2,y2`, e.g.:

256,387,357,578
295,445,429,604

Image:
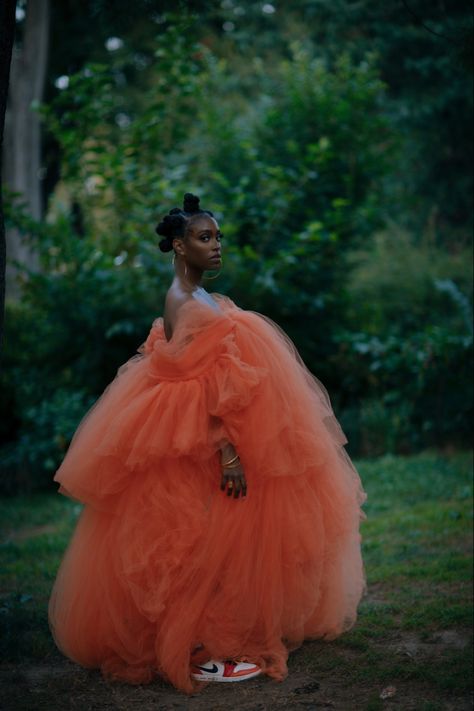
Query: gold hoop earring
172,252,188,278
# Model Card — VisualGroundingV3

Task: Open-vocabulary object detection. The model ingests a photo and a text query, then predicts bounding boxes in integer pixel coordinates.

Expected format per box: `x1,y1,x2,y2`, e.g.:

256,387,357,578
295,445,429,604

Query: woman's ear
172,237,185,256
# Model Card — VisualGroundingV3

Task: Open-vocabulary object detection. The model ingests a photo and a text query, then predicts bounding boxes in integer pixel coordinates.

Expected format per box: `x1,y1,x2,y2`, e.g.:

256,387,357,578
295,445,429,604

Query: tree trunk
3,0,50,301
0,0,17,351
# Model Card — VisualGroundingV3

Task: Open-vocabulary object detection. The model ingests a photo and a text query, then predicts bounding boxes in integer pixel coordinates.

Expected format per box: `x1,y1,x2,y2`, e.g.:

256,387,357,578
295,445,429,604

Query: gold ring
227,482,233,489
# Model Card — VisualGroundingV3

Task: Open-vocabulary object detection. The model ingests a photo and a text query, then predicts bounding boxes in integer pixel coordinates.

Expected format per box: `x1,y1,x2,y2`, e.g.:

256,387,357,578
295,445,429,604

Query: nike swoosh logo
196,664,219,673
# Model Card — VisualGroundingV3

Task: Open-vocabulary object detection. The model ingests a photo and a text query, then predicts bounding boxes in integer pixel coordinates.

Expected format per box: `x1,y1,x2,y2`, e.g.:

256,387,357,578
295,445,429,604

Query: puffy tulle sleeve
52,299,268,510
115,299,269,465
140,296,358,486
146,297,366,522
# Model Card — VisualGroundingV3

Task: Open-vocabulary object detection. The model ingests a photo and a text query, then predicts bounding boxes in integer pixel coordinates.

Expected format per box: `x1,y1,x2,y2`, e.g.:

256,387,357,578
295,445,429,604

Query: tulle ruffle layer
48,293,368,693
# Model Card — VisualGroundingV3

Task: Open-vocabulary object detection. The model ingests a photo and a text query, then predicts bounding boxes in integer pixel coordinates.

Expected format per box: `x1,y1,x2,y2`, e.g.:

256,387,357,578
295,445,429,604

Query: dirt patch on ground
384,629,471,658
1,632,472,711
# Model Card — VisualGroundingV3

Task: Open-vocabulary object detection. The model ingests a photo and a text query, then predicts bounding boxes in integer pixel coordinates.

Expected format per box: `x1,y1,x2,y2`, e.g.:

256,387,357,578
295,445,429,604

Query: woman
48,192,368,694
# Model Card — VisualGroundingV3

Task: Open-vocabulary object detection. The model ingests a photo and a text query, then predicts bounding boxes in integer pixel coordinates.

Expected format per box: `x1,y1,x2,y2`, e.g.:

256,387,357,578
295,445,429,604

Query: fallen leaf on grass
380,685,397,699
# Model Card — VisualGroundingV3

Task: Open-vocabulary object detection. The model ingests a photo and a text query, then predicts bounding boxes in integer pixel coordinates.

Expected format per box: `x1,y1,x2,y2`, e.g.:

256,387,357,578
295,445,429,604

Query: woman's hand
220,462,247,499
219,442,246,499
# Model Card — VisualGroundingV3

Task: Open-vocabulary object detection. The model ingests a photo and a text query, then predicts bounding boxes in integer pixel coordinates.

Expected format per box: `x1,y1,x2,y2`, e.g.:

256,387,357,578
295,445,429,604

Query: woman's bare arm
163,290,192,342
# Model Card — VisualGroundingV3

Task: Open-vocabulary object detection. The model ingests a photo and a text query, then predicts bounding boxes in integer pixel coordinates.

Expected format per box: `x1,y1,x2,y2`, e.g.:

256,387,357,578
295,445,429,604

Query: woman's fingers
233,475,246,499
221,468,247,499
226,475,240,497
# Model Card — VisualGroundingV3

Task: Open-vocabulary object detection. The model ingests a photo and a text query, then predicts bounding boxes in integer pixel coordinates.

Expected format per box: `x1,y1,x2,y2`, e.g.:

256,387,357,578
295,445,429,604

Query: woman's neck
174,260,203,292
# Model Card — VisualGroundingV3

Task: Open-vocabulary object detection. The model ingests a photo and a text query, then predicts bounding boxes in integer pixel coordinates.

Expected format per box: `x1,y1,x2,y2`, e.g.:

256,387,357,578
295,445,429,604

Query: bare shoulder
163,286,193,341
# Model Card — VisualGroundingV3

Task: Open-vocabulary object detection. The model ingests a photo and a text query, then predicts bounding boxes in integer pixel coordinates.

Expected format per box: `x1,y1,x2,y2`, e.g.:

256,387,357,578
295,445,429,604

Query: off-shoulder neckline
161,292,229,344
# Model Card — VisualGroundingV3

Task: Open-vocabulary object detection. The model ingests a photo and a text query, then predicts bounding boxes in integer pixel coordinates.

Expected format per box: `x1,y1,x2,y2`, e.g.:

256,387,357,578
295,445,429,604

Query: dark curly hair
155,192,215,253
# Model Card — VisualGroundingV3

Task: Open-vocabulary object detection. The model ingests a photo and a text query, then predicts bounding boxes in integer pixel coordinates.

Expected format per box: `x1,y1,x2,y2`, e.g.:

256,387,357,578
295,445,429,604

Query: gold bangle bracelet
222,460,241,469
222,453,239,467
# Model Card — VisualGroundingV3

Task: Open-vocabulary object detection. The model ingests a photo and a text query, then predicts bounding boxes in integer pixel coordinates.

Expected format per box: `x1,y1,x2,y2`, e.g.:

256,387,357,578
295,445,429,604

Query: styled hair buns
183,193,200,213
155,192,214,253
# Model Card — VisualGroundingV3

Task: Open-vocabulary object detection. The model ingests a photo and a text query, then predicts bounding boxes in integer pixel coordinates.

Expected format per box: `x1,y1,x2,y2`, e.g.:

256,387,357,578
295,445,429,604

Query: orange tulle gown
48,292,368,694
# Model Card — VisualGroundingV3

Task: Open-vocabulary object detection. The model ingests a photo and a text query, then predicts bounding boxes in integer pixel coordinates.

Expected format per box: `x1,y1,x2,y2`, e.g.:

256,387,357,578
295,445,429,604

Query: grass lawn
0,448,472,710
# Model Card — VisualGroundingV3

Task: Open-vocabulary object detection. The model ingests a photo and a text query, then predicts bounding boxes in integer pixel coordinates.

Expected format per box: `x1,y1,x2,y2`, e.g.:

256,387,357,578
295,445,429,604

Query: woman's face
173,215,223,271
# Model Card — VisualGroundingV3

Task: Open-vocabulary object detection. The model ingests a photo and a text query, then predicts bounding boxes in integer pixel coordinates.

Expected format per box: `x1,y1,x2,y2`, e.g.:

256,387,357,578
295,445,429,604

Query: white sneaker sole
191,668,262,682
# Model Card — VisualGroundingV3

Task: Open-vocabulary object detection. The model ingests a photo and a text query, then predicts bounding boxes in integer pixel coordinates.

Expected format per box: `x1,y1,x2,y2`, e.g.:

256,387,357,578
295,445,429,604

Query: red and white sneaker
191,659,261,682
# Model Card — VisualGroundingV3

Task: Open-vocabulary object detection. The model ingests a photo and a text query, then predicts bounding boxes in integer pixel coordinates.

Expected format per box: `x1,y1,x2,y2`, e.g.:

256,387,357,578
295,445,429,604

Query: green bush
1,210,173,493
335,228,473,452
0,389,96,495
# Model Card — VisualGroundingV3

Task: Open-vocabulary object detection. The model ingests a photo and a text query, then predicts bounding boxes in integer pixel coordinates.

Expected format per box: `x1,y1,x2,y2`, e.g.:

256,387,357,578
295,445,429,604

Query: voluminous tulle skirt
48,294,368,693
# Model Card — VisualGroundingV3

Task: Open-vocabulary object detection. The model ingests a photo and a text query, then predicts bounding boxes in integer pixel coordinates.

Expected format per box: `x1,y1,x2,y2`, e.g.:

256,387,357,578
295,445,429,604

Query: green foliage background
1,3,472,491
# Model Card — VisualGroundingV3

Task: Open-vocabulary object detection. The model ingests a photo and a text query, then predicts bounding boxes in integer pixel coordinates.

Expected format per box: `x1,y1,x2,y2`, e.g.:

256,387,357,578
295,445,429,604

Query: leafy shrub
1,210,173,493
335,228,473,452
0,389,96,495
